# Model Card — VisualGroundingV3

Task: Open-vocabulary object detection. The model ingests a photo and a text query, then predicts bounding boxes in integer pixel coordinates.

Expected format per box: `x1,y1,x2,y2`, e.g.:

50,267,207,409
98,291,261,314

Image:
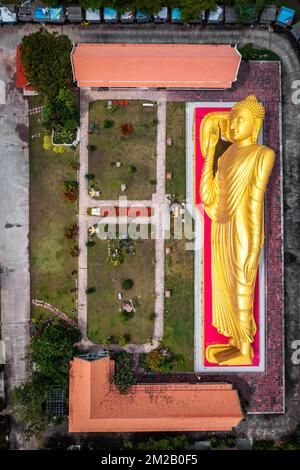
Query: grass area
164,236,194,372
29,96,78,321
88,100,157,200
87,236,155,344
165,102,186,200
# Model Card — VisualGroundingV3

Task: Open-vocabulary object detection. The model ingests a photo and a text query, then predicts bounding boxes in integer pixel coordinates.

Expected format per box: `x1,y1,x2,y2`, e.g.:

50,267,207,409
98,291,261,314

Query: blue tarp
104,7,117,20
171,8,181,20
276,6,295,25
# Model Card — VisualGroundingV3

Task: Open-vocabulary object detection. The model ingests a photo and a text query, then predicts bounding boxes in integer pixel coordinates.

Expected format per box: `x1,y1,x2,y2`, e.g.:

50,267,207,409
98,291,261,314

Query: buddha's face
229,107,255,143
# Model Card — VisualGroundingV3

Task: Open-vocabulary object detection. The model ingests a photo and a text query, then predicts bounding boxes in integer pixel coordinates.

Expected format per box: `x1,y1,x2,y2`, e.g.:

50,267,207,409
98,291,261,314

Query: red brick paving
137,61,284,414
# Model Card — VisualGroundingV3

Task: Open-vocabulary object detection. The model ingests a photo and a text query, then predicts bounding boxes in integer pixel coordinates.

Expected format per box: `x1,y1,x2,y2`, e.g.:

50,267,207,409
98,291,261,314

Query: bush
43,87,79,130
86,240,95,248
70,245,79,257
122,279,134,290
86,287,96,294
62,181,78,203
43,134,52,150
69,160,79,171
118,336,128,347
120,310,134,323
53,125,76,145
53,145,65,154
103,119,113,128
64,119,78,131
121,123,133,136
85,173,95,180
64,223,78,240
126,165,137,174
113,352,135,394
149,179,157,185
87,144,96,151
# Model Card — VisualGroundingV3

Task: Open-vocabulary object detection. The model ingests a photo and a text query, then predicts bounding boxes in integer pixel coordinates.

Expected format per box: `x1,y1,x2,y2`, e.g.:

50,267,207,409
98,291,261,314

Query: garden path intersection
0,24,299,444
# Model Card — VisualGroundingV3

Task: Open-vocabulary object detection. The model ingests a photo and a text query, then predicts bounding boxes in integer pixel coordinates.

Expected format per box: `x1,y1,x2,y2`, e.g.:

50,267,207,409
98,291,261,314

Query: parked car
207,5,224,24
120,11,135,23
290,21,300,42
259,4,277,24
224,5,239,24
67,5,83,23
32,4,66,24
171,8,182,23
189,10,206,24
136,11,152,23
275,5,295,28
18,0,32,22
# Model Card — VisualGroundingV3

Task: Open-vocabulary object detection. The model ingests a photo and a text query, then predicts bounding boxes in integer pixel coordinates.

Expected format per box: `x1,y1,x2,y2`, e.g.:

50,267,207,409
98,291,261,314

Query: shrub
86,287,96,295
43,87,79,129
62,181,78,203
43,134,52,150
126,165,137,174
103,119,113,128
87,144,96,151
64,119,78,131
86,240,95,248
149,179,157,185
121,123,133,136
53,145,65,154
70,245,79,257
85,173,95,180
122,279,134,290
152,118,159,126
69,160,79,171
120,310,134,323
64,223,78,240
113,352,135,394
53,125,76,145
118,336,128,347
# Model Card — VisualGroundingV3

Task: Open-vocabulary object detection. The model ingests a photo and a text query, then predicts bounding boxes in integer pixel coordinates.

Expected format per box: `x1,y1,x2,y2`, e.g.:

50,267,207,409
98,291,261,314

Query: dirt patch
15,123,29,143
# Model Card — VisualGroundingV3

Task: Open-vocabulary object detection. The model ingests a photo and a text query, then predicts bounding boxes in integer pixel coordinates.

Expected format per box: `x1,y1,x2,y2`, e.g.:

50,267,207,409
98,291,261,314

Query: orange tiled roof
16,45,33,91
69,357,243,432
71,43,241,89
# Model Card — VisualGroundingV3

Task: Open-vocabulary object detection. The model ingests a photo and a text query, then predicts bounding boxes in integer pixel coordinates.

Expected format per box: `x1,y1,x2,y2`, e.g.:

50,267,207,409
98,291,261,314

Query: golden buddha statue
199,95,275,366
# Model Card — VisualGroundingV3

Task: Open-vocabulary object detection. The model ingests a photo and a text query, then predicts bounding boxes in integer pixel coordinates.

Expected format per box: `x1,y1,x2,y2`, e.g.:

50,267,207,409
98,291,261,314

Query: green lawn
87,236,155,344
29,96,78,321
88,100,157,200
166,102,186,200
164,236,194,372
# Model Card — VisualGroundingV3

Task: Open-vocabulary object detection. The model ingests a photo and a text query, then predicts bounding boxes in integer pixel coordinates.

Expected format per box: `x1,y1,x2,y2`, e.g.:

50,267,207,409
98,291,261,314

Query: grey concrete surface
0,24,299,442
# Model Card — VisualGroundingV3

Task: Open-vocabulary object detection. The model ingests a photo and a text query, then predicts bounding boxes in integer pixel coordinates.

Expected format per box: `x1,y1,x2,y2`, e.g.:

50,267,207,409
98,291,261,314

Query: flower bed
52,127,80,147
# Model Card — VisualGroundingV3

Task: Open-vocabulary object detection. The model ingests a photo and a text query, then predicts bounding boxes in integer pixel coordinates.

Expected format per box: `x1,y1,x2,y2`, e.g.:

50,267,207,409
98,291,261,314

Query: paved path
0,48,30,393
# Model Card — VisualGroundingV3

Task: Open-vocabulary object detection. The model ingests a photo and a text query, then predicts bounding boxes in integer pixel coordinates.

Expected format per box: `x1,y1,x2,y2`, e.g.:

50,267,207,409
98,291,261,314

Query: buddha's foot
206,344,253,366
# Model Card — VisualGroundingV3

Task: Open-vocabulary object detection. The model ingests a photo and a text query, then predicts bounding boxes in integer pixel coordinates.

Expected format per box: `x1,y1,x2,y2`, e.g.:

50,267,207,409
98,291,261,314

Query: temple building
71,43,241,89
69,356,243,432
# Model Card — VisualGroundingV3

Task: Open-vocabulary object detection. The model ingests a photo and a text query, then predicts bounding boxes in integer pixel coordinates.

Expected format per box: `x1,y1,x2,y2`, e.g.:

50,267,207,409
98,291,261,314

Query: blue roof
104,7,117,19
171,8,181,20
276,6,295,25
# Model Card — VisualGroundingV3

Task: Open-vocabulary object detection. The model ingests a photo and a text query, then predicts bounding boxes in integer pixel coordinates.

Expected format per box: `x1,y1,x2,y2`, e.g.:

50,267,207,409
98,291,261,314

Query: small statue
199,95,275,365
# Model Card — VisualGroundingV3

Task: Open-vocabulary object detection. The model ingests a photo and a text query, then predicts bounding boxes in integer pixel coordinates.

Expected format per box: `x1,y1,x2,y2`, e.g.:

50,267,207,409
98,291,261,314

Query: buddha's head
229,95,265,144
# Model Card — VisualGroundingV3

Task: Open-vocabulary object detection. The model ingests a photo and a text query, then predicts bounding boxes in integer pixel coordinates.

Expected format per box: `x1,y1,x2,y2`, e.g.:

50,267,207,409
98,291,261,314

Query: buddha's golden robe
200,143,274,344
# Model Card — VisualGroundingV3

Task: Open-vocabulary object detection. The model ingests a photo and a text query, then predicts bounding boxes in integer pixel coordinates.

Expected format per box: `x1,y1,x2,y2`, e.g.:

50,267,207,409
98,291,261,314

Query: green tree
113,352,136,394
43,88,79,130
123,435,189,450
28,320,80,388
234,0,269,23
179,0,217,23
20,29,73,100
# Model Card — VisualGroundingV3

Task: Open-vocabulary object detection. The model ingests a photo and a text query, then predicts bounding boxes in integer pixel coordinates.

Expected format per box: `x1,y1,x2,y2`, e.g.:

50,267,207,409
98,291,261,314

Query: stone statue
199,95,275,365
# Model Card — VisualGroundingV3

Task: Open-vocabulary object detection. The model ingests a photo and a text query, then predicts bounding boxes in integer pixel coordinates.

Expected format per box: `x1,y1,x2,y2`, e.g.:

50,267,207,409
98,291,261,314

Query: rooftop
69,356,243,432
71,43,241,89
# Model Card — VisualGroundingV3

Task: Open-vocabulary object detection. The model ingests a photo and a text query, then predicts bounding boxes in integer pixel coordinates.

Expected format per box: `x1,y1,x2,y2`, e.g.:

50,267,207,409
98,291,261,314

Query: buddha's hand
205,119,220,157
243,251,259,282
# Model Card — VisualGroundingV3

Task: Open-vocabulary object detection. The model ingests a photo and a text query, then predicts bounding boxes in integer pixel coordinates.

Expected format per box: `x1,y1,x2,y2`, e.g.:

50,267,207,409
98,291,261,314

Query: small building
18,1,33,22
0,5,17,23
67,5,83,23
189,11,206,24
32,4,66,23
276,6,295,27
85,8,100,23
71,43,242,90
207,5,224,24
290,20,300,42
154,7,168,23
15,45,37,96
69,356,244,432
259,4,277,24
171,8,182,23
103,7,117,22
120,11,135,22
224,6,239,24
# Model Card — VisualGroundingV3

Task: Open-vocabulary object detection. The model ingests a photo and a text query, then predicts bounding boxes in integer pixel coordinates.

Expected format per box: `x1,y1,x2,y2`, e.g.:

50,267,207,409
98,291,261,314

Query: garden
88,100,157,200
87,233,156,345
29,96,79,322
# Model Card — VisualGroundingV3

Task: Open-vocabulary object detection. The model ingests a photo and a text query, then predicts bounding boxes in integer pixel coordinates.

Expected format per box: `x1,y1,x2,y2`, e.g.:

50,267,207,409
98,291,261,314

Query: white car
0,6,17,24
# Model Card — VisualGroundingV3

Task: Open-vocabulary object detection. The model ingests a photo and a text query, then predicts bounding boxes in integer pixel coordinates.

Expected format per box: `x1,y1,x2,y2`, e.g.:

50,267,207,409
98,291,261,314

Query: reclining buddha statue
199,95,275,366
